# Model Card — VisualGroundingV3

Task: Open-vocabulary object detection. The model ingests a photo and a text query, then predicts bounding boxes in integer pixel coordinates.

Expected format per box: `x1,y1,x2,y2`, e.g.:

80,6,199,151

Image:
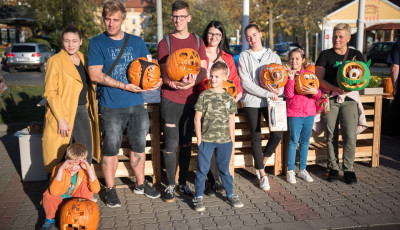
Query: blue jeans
287,116,315,171
195,141,233,197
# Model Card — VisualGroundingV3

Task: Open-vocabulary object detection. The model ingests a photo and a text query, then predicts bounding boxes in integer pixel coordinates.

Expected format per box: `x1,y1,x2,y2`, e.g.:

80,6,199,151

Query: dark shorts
100,104,149,156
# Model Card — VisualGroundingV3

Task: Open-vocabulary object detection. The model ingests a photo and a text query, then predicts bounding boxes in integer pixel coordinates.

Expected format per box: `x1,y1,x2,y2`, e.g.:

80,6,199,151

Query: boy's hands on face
79,159,92,172
60,159,75,170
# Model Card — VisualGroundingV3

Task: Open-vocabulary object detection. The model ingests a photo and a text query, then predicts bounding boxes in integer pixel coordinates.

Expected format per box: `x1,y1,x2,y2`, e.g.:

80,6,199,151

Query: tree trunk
305,29,309,60
269,9,274,50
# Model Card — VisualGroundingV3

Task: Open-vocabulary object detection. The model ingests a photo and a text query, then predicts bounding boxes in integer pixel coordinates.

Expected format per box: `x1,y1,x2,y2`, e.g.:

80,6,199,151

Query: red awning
366,23,400,30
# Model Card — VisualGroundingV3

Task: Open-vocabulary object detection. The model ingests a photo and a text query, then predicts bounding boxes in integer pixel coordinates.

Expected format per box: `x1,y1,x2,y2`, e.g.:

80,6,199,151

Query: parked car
7,43,54,72
367,41,395,66
274,42,301,57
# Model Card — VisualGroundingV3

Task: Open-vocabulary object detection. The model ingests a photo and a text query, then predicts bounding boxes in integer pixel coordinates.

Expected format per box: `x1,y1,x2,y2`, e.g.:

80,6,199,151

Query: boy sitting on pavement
193,62,243,212
40,143,100,230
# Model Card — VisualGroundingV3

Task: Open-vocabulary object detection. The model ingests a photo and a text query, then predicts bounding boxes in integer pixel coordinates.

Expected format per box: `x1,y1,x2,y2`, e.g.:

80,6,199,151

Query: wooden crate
282,94,383,173
92,103,162,184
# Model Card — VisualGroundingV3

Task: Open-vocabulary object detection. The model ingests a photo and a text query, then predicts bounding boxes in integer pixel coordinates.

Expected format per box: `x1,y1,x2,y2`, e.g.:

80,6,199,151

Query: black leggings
243,107,283,170
70,104,93,164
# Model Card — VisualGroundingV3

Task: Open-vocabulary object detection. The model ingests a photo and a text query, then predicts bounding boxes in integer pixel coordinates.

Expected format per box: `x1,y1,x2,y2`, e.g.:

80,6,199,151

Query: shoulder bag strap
106,34,131,76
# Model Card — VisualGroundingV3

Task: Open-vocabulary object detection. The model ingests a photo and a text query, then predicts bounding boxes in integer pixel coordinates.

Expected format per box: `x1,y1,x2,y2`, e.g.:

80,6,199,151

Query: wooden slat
371,95,382,167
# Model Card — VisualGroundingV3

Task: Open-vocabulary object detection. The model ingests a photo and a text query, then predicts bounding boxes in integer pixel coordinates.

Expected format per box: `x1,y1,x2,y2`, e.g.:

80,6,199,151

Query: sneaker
298,169,314,182
260,176,270,191
105,187,122,208
214,181,224,192
328,169,339,182
344,171,357,184
193,197,206,212
287,170,297,184
204,185,216,197
40,218,56,230
177,184,195,199
163,185,175,203
226,195,244,208
134,180,161,199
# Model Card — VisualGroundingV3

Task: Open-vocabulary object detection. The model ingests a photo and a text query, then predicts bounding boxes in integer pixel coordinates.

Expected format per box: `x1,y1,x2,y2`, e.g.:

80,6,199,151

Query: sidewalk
0,131,399,230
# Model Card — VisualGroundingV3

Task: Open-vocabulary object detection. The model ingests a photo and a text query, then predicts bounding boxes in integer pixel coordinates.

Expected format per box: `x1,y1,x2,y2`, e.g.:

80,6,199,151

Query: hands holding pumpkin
235,92,243,103
302,85,319,95
167,73,197,90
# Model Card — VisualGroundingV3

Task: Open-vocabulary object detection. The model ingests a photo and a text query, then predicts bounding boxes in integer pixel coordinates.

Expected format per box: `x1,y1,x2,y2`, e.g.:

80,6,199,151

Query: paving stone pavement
0,132,400,230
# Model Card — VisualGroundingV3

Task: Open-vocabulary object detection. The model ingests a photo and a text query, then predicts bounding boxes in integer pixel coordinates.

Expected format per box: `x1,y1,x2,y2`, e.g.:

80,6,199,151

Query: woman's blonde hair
65,143,88,160
333,23,351,36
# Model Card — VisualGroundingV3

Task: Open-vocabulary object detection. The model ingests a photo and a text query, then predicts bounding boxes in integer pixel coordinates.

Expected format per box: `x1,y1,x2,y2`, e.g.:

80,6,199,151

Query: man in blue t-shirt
88,0,161,208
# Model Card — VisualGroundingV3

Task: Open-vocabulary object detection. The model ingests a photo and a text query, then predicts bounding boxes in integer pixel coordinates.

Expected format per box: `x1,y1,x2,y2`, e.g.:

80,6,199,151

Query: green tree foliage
27,0,102,54
144,0,242,43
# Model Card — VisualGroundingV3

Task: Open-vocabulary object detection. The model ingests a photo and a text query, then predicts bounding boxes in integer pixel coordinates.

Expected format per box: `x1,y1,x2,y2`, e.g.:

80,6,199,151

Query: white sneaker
298,169,314,182
286,170,297,184
260,176,270,191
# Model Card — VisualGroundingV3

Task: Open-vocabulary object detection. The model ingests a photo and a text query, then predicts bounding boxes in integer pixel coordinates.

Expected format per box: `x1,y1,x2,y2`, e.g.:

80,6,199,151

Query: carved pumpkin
337,60,370,91
166,48,201,81
60,198,99,230
205,79,238,97
305,64,315,74
295,71,320,95
128,57,160,90
259,63,288,89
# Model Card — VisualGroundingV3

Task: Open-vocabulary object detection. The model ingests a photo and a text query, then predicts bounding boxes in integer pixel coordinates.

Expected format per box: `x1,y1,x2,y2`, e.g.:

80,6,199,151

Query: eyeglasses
171,15,190,21
207,32,222,39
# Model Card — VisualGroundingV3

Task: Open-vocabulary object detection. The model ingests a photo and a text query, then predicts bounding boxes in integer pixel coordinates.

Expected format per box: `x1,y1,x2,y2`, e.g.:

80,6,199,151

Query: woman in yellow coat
42,24,100,172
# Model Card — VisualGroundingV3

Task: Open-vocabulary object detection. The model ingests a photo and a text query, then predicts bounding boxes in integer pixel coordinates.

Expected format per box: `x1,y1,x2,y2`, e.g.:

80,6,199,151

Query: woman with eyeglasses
198,20,243,197
238,23,283,191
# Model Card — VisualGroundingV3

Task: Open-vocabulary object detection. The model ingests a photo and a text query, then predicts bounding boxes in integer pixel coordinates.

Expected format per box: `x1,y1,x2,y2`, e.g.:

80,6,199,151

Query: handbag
315,48,349,114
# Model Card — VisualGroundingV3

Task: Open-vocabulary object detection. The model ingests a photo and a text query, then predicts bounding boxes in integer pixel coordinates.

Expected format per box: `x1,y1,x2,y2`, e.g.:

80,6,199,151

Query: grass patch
0,85,45,124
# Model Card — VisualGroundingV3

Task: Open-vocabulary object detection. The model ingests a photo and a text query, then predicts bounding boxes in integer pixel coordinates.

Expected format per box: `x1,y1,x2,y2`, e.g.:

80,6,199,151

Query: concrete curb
0,122,43,132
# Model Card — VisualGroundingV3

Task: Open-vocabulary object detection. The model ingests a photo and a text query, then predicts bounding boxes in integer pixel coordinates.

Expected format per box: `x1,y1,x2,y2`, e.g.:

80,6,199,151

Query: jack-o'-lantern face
128,57,160,90
337,60,370,91
60,199,99,230
205,79,238,97
259,63,288,89
295,71,320,95
166,48,201,81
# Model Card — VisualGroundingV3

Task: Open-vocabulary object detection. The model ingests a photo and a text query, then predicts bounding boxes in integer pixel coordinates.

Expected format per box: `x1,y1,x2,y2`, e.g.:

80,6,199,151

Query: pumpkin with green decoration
336,59,371,91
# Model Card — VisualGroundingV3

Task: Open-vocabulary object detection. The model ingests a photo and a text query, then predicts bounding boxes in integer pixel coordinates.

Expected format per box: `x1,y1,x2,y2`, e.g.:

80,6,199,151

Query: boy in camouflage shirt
193,62,243,212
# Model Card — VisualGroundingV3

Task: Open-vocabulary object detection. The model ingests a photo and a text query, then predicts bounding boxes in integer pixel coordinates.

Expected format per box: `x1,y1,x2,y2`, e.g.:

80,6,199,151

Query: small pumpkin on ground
295,71,320,95
128,57,160,90
205,79,238,97
166,48,201,81
60,198,99,230
259,63,288,89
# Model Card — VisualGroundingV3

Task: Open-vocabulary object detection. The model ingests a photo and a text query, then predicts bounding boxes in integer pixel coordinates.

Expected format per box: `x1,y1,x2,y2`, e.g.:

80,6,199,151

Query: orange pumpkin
128,57,160,90
305,64,315,74
259,63,288,89
205,79,238,97
295,71,320,95
60,198,99,230
166,48,201,81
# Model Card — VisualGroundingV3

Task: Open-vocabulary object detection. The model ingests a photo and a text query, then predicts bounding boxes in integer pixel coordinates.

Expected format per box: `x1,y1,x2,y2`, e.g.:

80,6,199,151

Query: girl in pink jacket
284,48,321,184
